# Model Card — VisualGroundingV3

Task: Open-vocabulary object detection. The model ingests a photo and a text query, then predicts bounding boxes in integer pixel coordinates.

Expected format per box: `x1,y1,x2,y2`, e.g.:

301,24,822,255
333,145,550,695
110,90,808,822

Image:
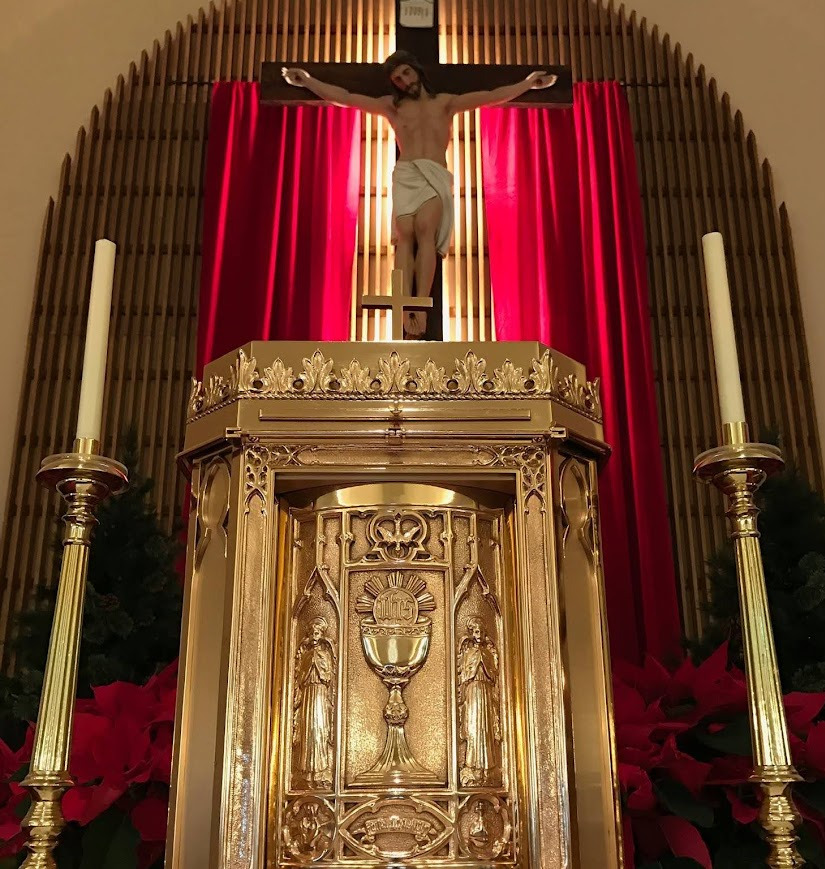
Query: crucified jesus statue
282,51,556,339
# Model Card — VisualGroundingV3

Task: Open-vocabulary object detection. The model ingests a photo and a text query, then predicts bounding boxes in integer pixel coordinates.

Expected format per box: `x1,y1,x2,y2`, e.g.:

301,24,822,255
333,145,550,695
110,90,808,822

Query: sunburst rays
355,571,436,616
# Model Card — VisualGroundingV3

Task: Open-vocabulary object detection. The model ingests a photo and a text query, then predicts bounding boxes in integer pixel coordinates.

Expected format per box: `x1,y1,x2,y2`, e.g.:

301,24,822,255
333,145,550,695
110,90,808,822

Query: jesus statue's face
390,64,422,98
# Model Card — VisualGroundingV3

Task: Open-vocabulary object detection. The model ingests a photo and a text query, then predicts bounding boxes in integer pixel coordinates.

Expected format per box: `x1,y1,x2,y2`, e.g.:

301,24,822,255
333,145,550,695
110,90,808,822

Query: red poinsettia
0,661,177,866
2,646,823,867
615,643,825,867
0,725,32,858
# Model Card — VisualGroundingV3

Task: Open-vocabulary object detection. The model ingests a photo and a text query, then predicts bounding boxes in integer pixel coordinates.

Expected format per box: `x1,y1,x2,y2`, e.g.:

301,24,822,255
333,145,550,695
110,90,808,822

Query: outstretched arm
282,67,392,115
447,70,558,114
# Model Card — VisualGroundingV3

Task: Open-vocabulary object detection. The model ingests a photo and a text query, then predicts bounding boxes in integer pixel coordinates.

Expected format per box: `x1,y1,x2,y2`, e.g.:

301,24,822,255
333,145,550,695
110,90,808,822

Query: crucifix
260,0,572,342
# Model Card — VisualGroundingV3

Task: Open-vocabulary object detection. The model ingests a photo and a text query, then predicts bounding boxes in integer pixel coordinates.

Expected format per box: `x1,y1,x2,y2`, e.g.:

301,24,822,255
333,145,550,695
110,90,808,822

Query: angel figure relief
458,617,502,787
292,616,337,789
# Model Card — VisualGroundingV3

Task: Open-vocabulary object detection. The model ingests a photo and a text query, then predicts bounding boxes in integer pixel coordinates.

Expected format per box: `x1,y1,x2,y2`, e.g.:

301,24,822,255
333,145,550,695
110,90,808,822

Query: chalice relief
354,571,440,786
292,616,337,789
458,617,502,787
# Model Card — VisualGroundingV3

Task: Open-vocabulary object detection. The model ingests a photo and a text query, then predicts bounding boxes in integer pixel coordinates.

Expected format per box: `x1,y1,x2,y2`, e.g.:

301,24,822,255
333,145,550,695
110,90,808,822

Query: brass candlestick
21,439,127,869
694,421,803,868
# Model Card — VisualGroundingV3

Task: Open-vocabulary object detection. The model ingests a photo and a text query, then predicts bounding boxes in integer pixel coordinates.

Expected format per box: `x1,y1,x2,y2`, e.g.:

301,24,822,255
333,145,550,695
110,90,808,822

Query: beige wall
627,0,825,449
0,0,823,521
0,0,215,522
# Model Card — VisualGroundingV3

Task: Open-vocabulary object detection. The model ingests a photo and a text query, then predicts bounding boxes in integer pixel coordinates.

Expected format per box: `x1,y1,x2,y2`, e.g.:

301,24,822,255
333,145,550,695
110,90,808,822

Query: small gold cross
361,270,434,340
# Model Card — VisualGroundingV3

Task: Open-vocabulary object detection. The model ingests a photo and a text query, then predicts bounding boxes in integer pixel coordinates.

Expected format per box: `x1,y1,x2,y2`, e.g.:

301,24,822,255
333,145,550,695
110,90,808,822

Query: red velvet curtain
197,82,361,370
481,82,681,662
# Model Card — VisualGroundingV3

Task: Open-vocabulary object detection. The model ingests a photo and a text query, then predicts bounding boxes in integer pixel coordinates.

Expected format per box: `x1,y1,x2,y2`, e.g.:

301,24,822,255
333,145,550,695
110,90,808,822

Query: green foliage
653,780,714,828
0,430,182,742
694,447,825,692
692,713,752,756
78,808,140,869
47,808,142,869
708,837,769,869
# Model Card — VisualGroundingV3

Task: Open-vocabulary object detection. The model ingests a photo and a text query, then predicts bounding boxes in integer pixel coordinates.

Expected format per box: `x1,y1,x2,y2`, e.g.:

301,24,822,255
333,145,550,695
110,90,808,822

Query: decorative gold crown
188,348,601,422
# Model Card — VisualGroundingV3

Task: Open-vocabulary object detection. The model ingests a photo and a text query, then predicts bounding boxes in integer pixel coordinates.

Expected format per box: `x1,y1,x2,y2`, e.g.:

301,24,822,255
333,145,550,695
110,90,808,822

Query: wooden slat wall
1,0,821,668
353,0,397,341
619,9,820,634
0,0,394,669
438,0,493,340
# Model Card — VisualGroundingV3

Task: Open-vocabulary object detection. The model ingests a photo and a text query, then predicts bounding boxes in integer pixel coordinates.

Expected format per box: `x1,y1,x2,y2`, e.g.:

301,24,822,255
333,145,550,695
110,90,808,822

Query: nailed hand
282,67,310,86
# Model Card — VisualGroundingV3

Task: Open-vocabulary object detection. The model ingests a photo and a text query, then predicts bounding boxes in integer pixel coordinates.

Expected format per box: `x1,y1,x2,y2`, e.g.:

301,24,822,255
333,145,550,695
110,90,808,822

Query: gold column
694,422,802,868
21,439,127,869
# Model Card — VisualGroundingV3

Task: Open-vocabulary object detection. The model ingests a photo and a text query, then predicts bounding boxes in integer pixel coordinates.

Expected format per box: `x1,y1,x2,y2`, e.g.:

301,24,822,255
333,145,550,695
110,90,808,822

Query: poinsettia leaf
797,781,825,817
657,816,712,868
53,817,85,866
79,806,139,869
654,779,714,828
667,702,696,719
694,714,752,756
798,822,825,867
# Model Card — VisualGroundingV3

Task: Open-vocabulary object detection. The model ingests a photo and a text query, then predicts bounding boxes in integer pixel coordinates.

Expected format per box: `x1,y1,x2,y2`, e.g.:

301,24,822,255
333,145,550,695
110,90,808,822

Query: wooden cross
261,63,572,109
362,270,434,341
259,1,573,341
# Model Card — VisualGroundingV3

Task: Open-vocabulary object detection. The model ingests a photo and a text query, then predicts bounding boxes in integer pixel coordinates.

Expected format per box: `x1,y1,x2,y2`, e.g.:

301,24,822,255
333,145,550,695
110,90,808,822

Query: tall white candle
76,239,116,441
701,232,746,424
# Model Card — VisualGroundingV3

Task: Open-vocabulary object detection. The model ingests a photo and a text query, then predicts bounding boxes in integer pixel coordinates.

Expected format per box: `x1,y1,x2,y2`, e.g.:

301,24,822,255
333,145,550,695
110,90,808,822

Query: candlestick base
758,774,804,869
19,780,66,869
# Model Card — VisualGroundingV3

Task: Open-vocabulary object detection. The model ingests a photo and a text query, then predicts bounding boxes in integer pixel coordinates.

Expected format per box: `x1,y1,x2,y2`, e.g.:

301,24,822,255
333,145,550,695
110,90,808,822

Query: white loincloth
391,159,454,258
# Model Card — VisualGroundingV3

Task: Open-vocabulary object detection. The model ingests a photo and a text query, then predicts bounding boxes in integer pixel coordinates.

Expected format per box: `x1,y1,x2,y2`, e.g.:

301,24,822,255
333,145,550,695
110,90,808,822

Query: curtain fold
197,82,361,370
481,82,681,662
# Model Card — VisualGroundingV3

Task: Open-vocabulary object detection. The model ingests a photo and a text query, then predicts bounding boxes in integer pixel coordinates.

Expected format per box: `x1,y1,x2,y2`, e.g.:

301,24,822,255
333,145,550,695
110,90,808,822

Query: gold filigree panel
273,495,518,866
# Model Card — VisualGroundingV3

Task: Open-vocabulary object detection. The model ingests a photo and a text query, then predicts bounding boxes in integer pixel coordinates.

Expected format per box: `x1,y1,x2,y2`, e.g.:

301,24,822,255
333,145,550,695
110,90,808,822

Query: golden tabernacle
167,340,622,868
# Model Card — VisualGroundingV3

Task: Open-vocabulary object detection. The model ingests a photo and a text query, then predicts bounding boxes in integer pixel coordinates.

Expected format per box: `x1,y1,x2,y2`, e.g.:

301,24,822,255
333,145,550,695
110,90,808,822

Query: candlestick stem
20,446,127,868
